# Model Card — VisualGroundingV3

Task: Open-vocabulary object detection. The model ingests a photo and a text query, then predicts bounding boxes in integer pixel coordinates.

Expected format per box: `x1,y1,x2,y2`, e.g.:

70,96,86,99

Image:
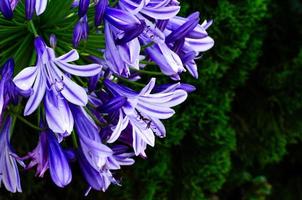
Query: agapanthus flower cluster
0,0,213,195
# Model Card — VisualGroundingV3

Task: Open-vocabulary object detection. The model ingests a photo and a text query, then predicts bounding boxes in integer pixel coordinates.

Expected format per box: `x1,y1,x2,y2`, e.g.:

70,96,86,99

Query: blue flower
165,13,214,78
0,116,25,193
0,59,31,121
119,0,180,20
25,0,48,20
77,149,117,195
95,0,108,26
13,36,102,136
103,78,188,155
73,15,89,48
23,130,72,188
70,104,112,171
78,0,90,17
0,0,15,19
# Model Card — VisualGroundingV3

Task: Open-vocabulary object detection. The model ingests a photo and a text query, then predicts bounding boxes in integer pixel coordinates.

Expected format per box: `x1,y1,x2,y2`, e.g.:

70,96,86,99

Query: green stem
117,76,145,87
71,131,78,148
28,20,39,37
130,67,164,76
84,107,107,127
15,115,44,131
9,103,22,136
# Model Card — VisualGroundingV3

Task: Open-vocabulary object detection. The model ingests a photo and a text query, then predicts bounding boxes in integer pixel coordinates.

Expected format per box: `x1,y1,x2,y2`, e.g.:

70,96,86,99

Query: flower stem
130,67,164,76
117,76,145,87
28,20,39,37
9,103,22,136
15,115,44,131
71,131,78,148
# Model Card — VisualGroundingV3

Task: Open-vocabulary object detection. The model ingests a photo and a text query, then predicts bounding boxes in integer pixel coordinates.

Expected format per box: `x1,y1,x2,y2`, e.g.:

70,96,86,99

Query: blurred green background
2,0,302,199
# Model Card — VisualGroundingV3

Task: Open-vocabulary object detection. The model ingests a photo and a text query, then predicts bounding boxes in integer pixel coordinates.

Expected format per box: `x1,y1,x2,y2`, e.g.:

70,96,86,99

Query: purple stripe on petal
99,96,127,113
24,68,46,115
55,61,102,77
136,102,175,119
44,90,74,135
105,7,140,31
55,49,79,63
47,132,72,188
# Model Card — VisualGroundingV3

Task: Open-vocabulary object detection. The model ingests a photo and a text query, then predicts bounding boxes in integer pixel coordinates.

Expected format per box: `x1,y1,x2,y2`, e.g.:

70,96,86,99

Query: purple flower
94,0,108,26
104,23,140,76
23,131,48,177
142,39,185,79
105,145,135,170
103,78,188,155
78,0,90,17
165,12,200,44
77,149,117,195
25,0,35,20
47,131,72,187
0,59,31,121
13,37,101,135
25,0,47,20
153,83,196,93
49,34,57,48
104,7,141,31
165,15,214,78
23,131,72,187
0,117,25,193
0,0,17,19
73,15,89,48
78,144,134,195
119,0,180,20
70,104,112,171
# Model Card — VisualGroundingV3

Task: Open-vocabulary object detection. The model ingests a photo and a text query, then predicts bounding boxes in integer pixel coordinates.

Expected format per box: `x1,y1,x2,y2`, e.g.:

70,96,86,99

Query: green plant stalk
28,20,39,37
71,131,78,148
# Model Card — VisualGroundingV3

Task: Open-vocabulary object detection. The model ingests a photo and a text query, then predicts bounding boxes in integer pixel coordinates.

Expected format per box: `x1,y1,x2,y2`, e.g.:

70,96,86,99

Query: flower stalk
28,20,38,37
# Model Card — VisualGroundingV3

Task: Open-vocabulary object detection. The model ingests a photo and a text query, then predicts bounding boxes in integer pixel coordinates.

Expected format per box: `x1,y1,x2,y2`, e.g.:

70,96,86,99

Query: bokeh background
1,0,302,199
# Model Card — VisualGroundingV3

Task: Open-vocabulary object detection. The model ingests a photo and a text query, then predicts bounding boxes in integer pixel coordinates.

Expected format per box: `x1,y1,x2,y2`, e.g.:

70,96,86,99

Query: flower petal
24,68,46,115
13,67,37,91
141,5,180,20
136,102,175,119
45,91,74,135
48,132,72,188
35,0,47,15
51,66,88,106
107,111,129,143
55,49,79,63
139,78,156,96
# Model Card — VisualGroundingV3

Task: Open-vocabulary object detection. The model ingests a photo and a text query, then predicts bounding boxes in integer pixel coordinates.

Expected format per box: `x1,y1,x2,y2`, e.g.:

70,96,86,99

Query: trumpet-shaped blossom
25,0,48,20
49,34,57,48
78,0,90,17
165,13,214,78
0,117,25,193
70,104,112,171
23,130,72,188
77,149,117,195
73,15,89,48
0,59,31,121
95,0,108,26
105,145,135,170
104,23,141,76
119,0,180,20
103,78,188,155
79,144,135,195
0,0,18,19
13,36,102,135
